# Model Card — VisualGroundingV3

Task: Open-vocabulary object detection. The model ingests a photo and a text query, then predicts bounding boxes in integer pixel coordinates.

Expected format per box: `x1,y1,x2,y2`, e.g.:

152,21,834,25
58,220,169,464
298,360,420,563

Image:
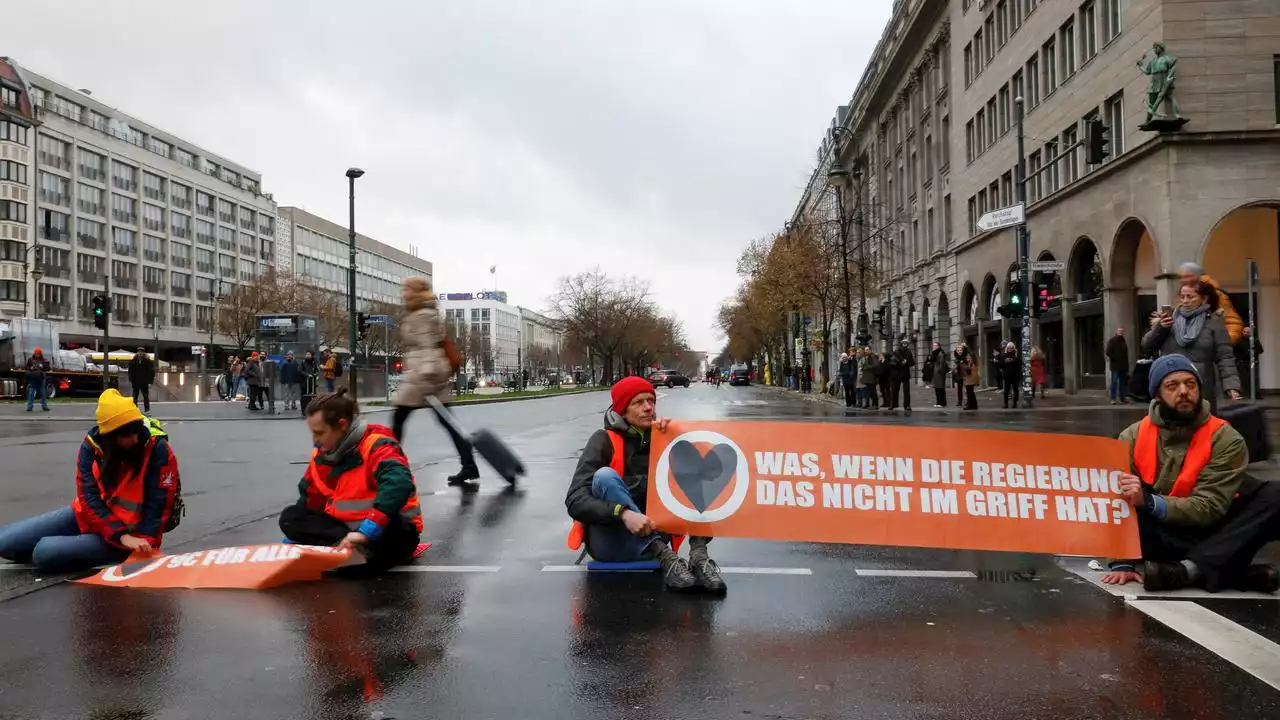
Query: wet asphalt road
1,385,1278,719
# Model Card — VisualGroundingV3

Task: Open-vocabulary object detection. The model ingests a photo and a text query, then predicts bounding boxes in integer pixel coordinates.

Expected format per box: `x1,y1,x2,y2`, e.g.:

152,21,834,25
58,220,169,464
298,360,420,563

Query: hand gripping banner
646,421,1141,558
75,544,355,590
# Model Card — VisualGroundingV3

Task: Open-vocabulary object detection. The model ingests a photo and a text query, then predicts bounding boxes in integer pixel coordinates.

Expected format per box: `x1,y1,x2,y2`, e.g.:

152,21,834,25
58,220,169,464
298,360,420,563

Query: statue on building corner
1137,42,1188,131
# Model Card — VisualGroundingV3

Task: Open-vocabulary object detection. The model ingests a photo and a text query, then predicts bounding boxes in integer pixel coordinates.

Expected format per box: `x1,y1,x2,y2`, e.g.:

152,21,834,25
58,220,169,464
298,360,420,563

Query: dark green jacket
1118,400,1249,527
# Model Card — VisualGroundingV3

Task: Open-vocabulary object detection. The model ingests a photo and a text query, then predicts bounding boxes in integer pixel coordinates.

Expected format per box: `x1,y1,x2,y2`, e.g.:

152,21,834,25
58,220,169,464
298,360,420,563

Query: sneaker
691,557,727,594
447,466,481,486
1142,560,1191,591
661,556,698,591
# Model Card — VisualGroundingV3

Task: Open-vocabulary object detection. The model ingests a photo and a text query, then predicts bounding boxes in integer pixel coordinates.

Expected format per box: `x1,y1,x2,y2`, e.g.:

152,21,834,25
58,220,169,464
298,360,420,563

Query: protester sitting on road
1142,280,1240,413
280,388,423,572
1179,261,1243,344
388,277,481,490
1102,355,1279,594
0,389,180,572
565,376,725,594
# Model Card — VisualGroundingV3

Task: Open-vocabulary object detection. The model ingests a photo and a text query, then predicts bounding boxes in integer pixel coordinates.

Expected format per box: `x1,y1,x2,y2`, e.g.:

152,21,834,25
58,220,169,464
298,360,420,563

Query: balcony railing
143,280,165,293
77,233,102,250
38,303,71,320
172,197,192,210
40,264,70,280
196,205,214,218
77,201,103,216
77,269,105,284
113,276,137,290
143,249,165,263
172,227,189,238
78,166,104,182
171,256,191,269
143,218,164,232
171,315,192,328
171,286,191,298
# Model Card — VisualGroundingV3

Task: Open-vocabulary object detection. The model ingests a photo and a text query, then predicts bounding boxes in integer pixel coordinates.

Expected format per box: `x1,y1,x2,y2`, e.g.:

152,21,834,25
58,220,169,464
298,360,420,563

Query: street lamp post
345,167,365,399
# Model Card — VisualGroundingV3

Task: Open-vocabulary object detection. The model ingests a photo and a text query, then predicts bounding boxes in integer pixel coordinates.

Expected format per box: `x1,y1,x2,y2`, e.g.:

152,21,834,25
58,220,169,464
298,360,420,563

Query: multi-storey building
518,306,564,365
276,206,432,311
811,0,1280,393
438,291,521,373
0,57,279,356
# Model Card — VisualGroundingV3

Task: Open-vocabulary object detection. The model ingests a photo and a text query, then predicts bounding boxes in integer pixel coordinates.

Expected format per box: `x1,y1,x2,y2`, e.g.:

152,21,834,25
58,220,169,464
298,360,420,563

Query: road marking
1128,599,1280,691
855,569,977,578
722,400,769,406
0,564,36,571
390,565,502,573
540,565,811,575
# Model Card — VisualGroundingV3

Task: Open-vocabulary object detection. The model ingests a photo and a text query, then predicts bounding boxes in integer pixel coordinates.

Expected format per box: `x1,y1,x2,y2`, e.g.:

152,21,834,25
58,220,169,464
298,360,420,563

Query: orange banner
646,421,1140,558
75,543,355,590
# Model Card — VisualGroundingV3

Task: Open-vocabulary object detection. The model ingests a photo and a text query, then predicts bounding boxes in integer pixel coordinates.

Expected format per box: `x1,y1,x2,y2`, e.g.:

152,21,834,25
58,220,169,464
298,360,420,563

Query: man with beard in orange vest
1102,355,1279,594
281,388,423,572
0,389,180,571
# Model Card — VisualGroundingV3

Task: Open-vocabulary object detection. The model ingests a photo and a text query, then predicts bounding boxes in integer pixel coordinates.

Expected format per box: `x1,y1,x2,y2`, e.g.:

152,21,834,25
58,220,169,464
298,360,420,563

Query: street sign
191,345,206,355
1029,260,1066,272
976,203,1026,232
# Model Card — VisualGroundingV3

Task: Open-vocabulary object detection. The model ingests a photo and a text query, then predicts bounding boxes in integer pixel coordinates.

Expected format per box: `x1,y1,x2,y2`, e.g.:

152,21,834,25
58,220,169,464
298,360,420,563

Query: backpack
142,416,184,533
333,360,344,377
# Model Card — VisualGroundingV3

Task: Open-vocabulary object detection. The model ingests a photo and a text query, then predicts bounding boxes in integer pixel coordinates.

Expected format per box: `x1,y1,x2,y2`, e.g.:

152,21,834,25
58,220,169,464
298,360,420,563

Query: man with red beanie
565,376,726,593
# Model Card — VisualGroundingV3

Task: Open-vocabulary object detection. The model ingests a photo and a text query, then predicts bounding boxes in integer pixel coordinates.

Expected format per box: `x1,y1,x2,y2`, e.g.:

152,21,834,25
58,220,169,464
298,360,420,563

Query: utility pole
101,275,111,389
345,168,364,399
1015,98,1033,408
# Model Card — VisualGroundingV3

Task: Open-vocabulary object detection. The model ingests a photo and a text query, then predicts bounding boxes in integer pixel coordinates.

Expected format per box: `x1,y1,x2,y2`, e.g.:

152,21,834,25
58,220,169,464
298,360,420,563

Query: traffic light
996,289,1023,319
357,312,371,342
1086,118,1110,164
91,294,110,330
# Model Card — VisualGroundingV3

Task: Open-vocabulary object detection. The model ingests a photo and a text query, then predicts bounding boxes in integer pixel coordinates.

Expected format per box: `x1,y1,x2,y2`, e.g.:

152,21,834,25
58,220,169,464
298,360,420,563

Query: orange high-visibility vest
1132,415,1226,498
567,430,683,553
305,430,423,532
73,418,167,535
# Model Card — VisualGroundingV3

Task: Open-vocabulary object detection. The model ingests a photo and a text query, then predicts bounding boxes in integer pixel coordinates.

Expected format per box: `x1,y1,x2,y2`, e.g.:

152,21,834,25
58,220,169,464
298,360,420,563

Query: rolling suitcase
427,396,525,484
1218,402,1272,463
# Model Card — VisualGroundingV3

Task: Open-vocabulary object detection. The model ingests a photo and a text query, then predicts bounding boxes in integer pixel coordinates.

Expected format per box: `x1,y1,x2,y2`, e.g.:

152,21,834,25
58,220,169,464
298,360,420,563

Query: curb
364,388,604,410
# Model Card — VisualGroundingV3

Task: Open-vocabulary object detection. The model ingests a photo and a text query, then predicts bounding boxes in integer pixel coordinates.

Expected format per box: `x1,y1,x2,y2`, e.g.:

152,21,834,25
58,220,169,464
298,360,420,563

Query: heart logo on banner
668,440,738,513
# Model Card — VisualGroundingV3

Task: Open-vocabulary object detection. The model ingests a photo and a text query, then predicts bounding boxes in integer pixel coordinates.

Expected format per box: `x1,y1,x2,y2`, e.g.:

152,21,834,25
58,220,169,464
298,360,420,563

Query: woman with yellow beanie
0,389,181,572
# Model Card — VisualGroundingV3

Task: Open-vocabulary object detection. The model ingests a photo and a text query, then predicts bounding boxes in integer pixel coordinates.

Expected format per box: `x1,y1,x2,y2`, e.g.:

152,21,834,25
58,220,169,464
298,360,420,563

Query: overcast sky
8,0,891,352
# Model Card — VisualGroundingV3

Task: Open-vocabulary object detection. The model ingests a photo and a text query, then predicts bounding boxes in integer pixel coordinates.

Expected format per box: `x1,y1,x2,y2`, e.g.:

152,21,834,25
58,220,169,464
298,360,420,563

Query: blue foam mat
586,559,661,571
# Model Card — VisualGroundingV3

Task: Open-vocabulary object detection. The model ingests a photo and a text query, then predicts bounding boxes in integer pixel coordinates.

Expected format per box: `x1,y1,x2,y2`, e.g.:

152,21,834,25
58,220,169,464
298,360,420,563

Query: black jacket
1105,335,1130,373
891,347,916,379
839,358,858,384
128,356,155,387
244,359,262,386
999,352,1023,380
566,410,650,525
281,359,301,385
23,356,50,383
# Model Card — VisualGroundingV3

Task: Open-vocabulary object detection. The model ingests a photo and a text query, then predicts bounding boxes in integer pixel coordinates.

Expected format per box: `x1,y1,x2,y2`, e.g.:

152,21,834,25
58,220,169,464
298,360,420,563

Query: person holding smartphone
1142,281,1241,412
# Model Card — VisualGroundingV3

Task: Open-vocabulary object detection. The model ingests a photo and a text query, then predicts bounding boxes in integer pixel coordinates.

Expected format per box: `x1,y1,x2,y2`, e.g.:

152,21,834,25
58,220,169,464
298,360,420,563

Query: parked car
649,369,690,388
729,367,750,386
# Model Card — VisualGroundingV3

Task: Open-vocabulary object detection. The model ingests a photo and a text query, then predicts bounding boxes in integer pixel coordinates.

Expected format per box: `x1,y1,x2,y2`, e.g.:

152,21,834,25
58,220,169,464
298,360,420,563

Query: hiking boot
1143,560,1191,591
691,556,727,594
447,466,480,486
653,542,696,591
1222,564,1280,594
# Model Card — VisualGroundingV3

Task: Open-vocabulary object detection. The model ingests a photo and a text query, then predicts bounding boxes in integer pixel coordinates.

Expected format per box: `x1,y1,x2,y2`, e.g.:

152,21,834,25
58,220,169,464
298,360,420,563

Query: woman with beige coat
390,277,481,488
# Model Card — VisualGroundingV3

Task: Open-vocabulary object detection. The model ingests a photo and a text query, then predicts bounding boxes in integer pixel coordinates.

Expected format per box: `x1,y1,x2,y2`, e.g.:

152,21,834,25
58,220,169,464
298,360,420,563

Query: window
1026,55,1041,107
142,234,166,264
39,172,70,206
171,301,192,327
1105,91,1125,156
111,259,138,289
965,119,975,162
196,248,215,274
1061,123,1080,184
1101,0,1121,43
218,253,235,279
1045,140,1060,194
926,207,936,253
148,137,171,159
0,159,27,184
218,198,236,224
40,210,70,242
1274,56,1280,124
974,29,984,74
988,181,1000,211
976,109,986,152
196,191,214,217
941,115,951,167
113,228,136,257
0,119,30,145
171,182,191,210
1001,171,1013,206
0,280,25,303
1060,19,1076,78
996,1,1009,45
143,265,166,293
258,212,274,236
142,203,165,232
239,206,255,231
77,183,103,216
111,193,136,224
37,282,70,317
260,238,274,263
110,160,137,192
1080,1,1098,61
0,200,27,222
924,134,934,179
0,86,18,110
78,219,104,250
77,252,105,284
998,84,1011,135
143,297,166,327
38,136,70,170
171,212,190,239
174,147,195,168
196,219,215,246
239,257,255,282
1012,69,1025,107
1027,150,1042,202
0,239,23,260
1042,38,1057,93
78,149,105,182
171,271,192,297
984,15,995,61
141,172,165,202
943,194,952,245
986,98,997,144
109,294,134,324
239,231,255,256
170,241,191,269
977,188,988,217
218,226,236,252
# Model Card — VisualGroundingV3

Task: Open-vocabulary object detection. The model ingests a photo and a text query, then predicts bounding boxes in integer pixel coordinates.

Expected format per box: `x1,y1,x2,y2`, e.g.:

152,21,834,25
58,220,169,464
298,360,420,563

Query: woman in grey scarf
1141,280,1241,411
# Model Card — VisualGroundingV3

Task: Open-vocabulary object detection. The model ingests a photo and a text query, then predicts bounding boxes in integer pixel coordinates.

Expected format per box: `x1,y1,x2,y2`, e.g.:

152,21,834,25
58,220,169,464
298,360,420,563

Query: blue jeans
1109,370,1128,401
0,507,127,572
26,380,47,410
585,468,661,562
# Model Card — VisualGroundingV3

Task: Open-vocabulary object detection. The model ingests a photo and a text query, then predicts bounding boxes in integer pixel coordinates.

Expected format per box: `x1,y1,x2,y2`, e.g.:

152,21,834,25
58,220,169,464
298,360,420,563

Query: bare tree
548,269,656,382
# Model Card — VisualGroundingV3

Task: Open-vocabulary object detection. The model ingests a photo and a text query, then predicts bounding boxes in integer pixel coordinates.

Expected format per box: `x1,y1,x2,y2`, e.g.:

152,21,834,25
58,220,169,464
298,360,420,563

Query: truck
0,318,108,399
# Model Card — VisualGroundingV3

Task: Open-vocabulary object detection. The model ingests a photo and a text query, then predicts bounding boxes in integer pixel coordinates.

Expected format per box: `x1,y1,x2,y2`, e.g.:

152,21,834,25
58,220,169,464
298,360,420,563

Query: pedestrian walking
388,277,482,489
1142,280,1241,413
128,347,155,412
244,352,263,411
927,342,949,407
23,347,50,412
859,349,883,410
231,355,247,401
1000,343,1022,408
281,352,303,410
1106,327,1130,404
